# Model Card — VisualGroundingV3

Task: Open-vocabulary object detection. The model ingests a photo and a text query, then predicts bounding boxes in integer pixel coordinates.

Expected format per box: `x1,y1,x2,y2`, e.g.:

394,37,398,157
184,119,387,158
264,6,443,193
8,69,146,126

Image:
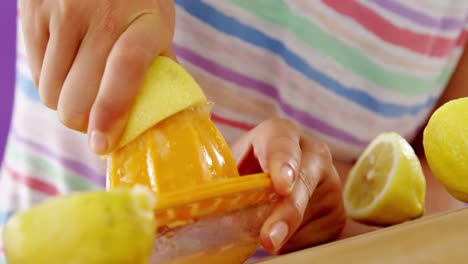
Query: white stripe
291,0,450,73
10,92,107,176
175,7,437,105
403,0,468,18
206,0,449,75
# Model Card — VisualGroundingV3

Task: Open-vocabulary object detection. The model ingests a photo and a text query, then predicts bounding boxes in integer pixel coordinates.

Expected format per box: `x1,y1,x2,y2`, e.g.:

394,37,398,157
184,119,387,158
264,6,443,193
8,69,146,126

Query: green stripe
231,0,454,94
6,143,98,191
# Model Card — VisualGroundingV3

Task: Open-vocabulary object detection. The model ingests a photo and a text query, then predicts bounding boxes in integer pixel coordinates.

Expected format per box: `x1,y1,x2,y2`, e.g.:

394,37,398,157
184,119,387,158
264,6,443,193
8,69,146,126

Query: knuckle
95,0,121,37
26,0,44,9
262,117,300,131
55,0,78,23
290,197,307,221
93,98,129,121
313,141,333,164
282,118,300,131
19,0,31,16
109,46,149,70
58,109,87,131
298,168,318,197
22,0,45,33
38,89,58,110
275,134,300,148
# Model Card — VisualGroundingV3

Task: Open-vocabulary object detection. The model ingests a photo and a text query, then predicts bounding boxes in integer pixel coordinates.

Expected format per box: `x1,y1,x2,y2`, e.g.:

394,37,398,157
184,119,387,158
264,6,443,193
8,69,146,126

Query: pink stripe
4,164,61,196
11,131,105,187
323,0,462,57
211,113,255,131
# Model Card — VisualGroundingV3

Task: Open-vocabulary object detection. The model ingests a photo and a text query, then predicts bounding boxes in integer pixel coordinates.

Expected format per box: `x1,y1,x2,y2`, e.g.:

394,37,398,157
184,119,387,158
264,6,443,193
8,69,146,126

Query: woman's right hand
19,0,176,154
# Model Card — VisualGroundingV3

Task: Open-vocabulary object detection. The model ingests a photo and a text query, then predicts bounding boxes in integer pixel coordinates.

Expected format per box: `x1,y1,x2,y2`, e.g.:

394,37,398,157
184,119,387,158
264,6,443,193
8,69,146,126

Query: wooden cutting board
258,208,468,263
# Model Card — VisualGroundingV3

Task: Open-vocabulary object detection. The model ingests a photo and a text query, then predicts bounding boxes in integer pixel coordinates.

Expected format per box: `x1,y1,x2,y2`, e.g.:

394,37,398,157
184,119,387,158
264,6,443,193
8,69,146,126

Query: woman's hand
232,118,346,253
19,0,176,154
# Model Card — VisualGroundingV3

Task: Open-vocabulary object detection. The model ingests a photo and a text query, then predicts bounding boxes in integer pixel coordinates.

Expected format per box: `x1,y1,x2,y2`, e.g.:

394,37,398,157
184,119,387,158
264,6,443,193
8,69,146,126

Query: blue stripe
0,211,14,226
16,72,40,102
175,0,438,118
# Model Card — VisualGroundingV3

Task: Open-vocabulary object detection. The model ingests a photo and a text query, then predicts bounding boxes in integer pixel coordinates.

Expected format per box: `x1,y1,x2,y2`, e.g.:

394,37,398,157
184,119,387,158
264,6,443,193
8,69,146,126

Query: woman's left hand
231,118,346,253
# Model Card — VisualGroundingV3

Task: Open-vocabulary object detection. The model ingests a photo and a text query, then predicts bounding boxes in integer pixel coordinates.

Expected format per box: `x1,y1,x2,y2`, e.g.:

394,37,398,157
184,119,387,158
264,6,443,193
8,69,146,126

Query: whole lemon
423,97,468,202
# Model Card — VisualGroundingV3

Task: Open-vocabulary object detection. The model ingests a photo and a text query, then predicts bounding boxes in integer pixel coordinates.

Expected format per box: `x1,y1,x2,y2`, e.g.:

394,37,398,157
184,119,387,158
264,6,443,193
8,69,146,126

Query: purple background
0,0,17,163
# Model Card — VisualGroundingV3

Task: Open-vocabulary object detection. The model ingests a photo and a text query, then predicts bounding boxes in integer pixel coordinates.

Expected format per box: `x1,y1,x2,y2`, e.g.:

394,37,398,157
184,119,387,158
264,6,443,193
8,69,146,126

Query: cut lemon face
343,132,426,226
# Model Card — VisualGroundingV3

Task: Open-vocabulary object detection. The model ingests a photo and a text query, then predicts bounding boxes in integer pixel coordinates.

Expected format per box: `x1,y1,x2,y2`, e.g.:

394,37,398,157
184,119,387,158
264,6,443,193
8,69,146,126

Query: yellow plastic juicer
106,56,278,264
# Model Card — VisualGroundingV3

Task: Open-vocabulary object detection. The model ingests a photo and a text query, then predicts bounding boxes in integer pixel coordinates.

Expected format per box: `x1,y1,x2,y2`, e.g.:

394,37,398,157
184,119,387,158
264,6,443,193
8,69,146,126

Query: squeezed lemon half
343,132,426,226
118,56,207,148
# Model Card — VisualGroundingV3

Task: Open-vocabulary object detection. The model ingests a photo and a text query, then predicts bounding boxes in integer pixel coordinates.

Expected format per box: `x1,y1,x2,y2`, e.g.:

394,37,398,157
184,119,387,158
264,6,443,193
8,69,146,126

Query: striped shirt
1,1,467,262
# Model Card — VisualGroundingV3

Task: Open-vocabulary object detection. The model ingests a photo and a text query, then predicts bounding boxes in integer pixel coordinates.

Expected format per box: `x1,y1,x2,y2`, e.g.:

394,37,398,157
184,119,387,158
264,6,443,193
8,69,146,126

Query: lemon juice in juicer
106,56,278,263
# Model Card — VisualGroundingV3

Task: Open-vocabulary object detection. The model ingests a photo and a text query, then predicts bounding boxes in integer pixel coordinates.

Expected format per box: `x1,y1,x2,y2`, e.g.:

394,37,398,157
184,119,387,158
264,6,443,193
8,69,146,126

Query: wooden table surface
258,208,468,263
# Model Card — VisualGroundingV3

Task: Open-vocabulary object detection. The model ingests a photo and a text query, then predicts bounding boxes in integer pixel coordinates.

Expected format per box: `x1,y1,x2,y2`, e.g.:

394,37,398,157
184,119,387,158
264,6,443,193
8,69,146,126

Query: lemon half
343,132,426,226
118,56,207,148
3,186,156,264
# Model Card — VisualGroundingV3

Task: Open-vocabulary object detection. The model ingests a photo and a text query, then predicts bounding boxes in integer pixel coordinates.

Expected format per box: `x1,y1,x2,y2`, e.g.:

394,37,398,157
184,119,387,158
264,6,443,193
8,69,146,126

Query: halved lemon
117,56,207,148
3,186,156,264
343,132,426,226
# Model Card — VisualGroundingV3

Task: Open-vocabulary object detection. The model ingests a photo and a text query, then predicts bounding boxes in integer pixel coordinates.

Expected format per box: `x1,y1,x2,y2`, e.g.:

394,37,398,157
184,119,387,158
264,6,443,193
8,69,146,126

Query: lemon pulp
345,141,394,211
343,132,425,226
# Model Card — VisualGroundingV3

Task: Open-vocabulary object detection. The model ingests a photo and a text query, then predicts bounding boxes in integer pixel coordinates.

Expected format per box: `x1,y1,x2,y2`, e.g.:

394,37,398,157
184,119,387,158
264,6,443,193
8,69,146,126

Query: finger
57,20,121,132
232,119,302,194
20,0,49,87
260,138,325,253
38,9,84,109
260,119,302,195
281,172,345,253
280,202,345,253
88,13,173,154
266,133,302,195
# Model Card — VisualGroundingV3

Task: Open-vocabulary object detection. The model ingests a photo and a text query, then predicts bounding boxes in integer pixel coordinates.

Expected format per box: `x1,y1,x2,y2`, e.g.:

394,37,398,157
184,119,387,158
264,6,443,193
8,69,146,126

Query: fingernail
281,164,295,190
269,221,289,251
90,130,109,154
